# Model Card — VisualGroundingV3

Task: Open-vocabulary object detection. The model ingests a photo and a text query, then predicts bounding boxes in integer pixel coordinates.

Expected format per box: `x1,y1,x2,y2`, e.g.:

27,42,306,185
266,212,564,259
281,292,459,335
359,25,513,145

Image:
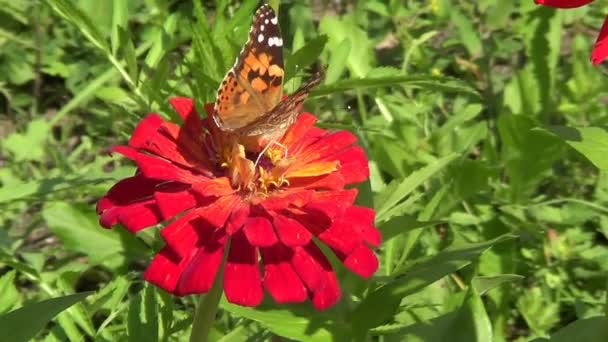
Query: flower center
217,140,292,197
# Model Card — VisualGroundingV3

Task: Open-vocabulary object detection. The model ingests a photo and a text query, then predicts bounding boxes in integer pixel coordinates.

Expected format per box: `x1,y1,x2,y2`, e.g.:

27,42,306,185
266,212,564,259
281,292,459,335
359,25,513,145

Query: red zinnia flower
535,0,608,64
96,97,380,310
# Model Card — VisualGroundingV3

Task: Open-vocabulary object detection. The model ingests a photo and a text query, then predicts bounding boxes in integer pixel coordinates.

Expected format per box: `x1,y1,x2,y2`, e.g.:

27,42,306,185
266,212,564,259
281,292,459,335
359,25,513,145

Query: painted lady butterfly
212,3,323,150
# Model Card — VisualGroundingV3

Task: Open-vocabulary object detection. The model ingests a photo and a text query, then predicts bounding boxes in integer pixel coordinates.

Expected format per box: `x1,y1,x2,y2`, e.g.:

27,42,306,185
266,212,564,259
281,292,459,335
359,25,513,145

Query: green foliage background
1,0,608,341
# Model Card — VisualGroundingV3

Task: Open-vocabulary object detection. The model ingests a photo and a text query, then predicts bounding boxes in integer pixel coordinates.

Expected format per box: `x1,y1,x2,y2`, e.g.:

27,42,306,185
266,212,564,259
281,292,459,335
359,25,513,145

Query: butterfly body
212,4,323,151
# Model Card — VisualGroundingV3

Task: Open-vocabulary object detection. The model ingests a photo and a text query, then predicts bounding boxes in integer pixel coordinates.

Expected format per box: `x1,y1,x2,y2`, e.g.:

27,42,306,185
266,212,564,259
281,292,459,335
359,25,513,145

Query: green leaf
191,1,225,83
351,234,515,334
376,153,460,221
325,39,351,83
543,126,608,170
144,13,178,70
1,118,49,162
517,287,560,334
0,271,20,314
128,284,159,342
472,274,524,295
393,287,492,342
549,316,608,342
312,75,480,99
55,277,95,337
526,8,562,117
43,0,109,52
498,114,564,202
42,202,148,268
221,300,350,342
0,176,112,204
111,0,128,55
0,292,92,342
319,15,372,78
451,8,482,57
285,35,328,81
118,26,138,85
379,215,443,242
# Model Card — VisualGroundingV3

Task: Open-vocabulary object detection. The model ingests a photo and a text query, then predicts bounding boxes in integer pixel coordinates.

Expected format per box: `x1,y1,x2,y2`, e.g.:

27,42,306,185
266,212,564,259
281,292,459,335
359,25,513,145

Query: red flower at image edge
96,97,380,310
535,0,608,64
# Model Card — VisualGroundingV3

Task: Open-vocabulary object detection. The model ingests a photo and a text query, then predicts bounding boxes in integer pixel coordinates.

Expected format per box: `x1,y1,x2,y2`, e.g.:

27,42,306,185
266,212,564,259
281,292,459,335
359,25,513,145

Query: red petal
169,97,197,121
305,189,358,220
98,197,162,232
301,131,357,163
153,186,197,220
261,244,308,303
317,218,362,256
258,189,313,211
196,195,240,228
291,243,340,310
288,134,325,158
225,201,250,235
96,173,159,211
534,0,594,8
128,115,208,171
291,245,324,291
176,229,226,296
97,175,196,232
190,177,235,197
243,217,278,247
284,114,329,156
272,213,312,247
112,146,200,183
286,207,332,236
280,113,318,149
168,97,209,154
176,229,227,295
311,270,340,310
342,245,378,278
592,16,608,65
129,114,164,149
224,231,263,306
160,213,214,257
345,206,381,247
334,146,369,184
287,172,345,191
155,119,212,166
144,247,183,293
159,122,213,171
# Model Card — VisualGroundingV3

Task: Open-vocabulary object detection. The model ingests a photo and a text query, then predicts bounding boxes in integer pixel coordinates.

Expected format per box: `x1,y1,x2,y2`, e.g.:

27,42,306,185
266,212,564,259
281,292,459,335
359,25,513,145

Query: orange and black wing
212,4,285,131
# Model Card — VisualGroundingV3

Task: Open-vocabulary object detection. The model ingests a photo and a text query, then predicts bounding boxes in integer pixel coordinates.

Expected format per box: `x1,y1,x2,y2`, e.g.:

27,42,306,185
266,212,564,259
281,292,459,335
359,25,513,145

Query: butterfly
212,3,323,151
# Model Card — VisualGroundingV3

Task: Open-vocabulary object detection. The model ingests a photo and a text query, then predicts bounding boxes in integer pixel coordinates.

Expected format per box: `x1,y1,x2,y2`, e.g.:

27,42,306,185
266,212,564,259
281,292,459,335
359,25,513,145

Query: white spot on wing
261,25,265,31
268,37,283,47
271,17,278,25
258,34,264,43
265,19,269,24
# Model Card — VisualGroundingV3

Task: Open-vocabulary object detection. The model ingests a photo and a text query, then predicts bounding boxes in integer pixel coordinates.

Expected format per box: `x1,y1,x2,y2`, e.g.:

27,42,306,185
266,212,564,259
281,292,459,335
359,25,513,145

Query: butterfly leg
273,141,289,159
253,140,289,169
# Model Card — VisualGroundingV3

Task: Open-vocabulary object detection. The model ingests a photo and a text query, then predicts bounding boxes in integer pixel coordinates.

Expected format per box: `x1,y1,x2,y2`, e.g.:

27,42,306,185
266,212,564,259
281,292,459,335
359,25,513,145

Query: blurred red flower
535,0,608,64
96,97,380,310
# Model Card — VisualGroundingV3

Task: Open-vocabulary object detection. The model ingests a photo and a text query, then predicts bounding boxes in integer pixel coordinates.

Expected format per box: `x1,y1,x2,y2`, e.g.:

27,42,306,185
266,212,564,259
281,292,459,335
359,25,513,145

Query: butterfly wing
238,70,324,139
213,4,285,131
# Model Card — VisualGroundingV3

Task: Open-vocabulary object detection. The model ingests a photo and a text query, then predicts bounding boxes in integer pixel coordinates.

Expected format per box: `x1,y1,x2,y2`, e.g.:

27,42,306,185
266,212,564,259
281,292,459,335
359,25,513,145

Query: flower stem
189,275,223,342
